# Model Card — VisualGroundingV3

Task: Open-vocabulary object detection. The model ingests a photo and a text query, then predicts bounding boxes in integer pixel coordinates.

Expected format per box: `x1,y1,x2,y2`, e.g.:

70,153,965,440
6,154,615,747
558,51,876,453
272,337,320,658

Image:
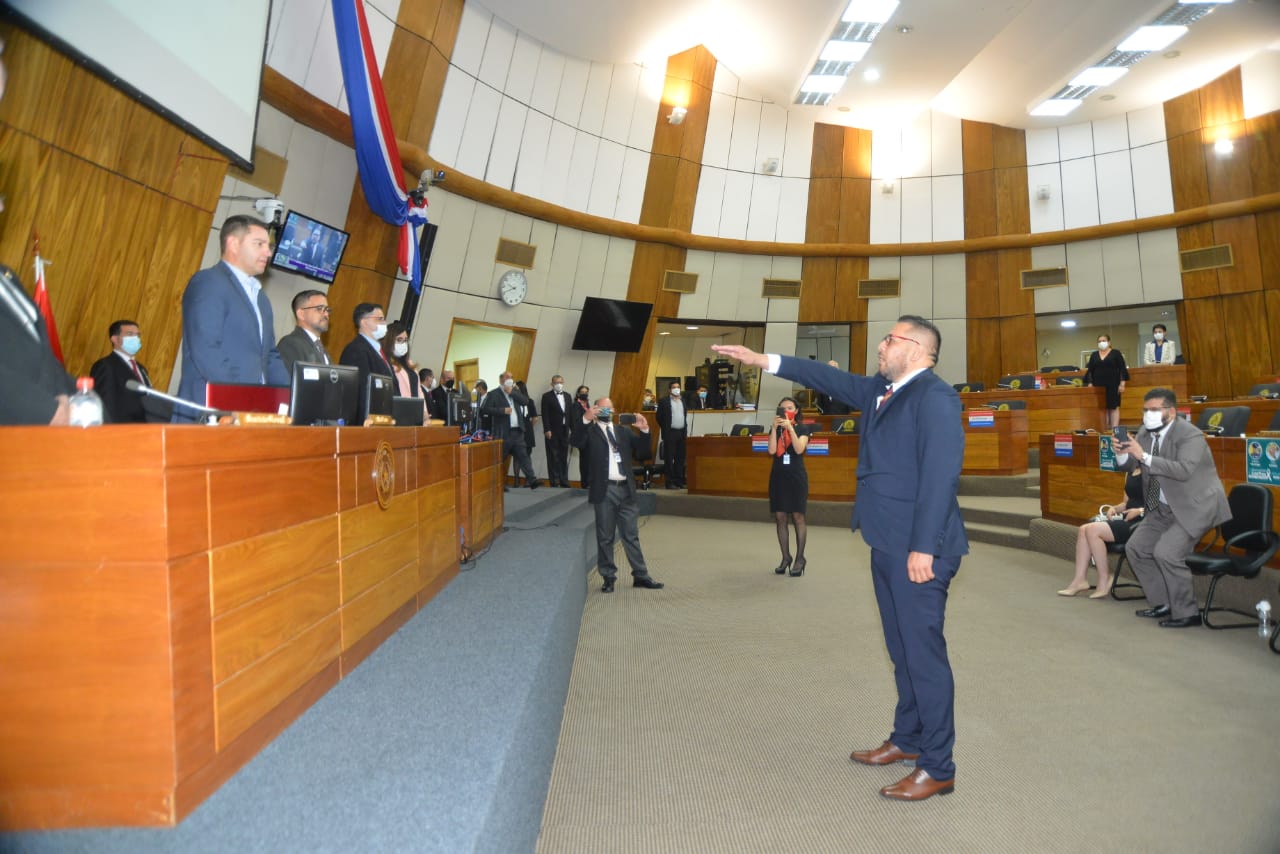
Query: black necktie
1144,435,1161,511
315,338,329,364
605,425,618,451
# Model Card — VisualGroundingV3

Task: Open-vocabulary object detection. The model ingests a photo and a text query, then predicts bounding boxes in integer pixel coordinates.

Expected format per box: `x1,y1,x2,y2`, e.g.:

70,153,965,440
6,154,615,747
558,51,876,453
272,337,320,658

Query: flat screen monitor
363,373,395,423
270,210,351,284
571,297,653,353
392,396,425,426
290,362,360,426
447,393,473,430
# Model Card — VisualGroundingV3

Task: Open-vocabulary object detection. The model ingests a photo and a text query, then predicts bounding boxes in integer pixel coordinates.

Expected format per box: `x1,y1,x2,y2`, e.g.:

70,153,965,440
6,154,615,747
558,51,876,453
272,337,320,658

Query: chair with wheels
1195,405,1250,437
997,373,1036,390
953,382,985,393
832,415,859,435
1246,383,1280,399
1185,483,1279,629
632,439,664,490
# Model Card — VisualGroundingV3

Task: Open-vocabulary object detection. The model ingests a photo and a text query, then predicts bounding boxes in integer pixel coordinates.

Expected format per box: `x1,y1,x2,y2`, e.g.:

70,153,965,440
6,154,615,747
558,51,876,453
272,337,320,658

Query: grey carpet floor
537,515,1280,854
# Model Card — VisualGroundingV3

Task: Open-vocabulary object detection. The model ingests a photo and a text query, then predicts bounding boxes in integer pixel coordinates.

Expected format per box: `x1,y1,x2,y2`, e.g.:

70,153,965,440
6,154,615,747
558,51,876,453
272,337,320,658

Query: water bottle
1257,600,1272,640
68,377,104,427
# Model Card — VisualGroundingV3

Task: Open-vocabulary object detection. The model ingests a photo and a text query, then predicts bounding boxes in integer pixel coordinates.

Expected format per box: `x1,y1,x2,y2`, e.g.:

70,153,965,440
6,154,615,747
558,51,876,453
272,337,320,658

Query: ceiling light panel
801,74,848,94
841,0,899,24
1117,25,1188,52
1068,66,1129,87
820,39,872,63
1030,98,1083,117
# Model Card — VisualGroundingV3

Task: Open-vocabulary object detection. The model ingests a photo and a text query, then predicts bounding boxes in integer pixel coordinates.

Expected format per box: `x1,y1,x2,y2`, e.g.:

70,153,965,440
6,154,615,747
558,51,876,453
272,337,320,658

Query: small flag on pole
33,235,64,365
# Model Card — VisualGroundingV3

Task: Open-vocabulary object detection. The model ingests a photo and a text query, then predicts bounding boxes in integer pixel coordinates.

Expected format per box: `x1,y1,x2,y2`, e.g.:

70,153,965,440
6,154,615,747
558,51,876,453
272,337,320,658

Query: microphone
996,382,1014,389
126,379,227,420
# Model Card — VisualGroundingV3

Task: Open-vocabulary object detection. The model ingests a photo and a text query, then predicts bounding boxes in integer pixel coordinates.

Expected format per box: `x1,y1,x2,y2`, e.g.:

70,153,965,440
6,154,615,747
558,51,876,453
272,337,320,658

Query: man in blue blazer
176,216,289,420
714,315,967,802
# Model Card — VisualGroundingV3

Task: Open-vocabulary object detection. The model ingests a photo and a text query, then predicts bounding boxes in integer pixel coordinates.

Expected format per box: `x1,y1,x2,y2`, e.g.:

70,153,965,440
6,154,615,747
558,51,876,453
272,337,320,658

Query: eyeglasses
1142,405,1172,412
303,305,331,313
882,333,921,347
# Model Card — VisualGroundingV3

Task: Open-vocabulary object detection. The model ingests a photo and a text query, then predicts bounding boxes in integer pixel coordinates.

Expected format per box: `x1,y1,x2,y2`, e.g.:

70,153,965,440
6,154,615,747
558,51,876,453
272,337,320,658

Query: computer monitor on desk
289,362,359,425
363,373,395,423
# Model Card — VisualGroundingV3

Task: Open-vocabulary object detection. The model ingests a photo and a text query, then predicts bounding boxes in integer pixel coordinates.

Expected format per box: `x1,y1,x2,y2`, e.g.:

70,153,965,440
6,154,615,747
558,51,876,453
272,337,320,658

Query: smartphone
776,406,787,417
1113,425,1128,442
618,413,637,426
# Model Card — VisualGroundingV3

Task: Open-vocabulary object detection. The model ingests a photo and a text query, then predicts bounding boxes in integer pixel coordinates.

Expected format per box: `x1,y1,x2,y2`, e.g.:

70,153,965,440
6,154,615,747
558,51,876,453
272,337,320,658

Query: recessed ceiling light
686,326,700,331
836,105,851,112
801,74,847,94
820,39,871,64
1060,319,1077,328
842,0,899,24
897,25,912,34
1030,98,1083,117
863,68,881,82
1099,94,1116,101
1117,25,1187,52
658,331,670,336
1068,66,1128,88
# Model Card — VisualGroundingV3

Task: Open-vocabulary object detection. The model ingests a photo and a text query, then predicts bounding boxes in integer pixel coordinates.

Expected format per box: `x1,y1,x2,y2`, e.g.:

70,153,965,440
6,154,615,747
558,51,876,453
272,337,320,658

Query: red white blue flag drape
331,0,428,292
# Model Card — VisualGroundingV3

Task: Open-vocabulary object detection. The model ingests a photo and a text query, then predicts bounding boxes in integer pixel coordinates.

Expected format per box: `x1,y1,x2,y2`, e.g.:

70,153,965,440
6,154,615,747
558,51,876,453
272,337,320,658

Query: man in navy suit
338,302,394,424
714,315,967,802
176,216,289,419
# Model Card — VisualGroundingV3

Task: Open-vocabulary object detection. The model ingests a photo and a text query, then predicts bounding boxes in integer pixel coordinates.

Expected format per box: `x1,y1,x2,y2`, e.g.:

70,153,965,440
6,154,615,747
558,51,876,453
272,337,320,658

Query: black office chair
984,400,1027,411
1247,383,1280,399
730,423,764,436
1186,483,1279,629
997,373,1036,390
953,382,985,393
1195,405,1251,436
1055,376,1084,387
832,416,859,435
632,439,664,490
1039,365,1079,373
1108,539,1145,600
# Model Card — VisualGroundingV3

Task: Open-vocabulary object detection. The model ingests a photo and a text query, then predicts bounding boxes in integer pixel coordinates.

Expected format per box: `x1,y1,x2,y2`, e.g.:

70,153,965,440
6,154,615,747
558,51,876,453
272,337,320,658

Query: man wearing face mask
1113,388,1230,628
689,384,711,411
541,374,574,487
89,319,169,422
656,380,689,489
429,368,455,422
574,385,592,488
482,371,540,489
339,303,394,423
1142,323,1178,366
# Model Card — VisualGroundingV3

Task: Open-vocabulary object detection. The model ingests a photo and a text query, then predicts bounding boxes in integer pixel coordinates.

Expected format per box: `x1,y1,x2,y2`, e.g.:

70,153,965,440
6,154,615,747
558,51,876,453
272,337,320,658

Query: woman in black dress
1058,469,1145,598
1084,333,1129,428
768,396,812,577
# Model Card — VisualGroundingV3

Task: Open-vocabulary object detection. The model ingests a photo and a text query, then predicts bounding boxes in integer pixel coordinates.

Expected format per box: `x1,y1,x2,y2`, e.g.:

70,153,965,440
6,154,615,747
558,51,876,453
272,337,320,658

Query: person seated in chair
1058,470,1145,599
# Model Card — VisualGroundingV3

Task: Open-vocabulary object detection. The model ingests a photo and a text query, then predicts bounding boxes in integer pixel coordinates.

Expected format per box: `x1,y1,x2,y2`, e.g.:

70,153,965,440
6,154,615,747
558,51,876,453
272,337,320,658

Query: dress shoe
528,479,541,490
1159,614,1202,628
1136,605,1171,619
601,577,615,593
789,557,806,577
1088,578,1114,599
850,740,919,766
1057,583,1091,597
774,557,792,575
880,768,954,801
632,576,664,589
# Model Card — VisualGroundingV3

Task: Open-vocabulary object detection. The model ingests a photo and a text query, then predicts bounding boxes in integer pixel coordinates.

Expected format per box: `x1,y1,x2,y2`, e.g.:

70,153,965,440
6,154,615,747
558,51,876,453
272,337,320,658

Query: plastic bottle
1257,600,1272,640
68,377,104,427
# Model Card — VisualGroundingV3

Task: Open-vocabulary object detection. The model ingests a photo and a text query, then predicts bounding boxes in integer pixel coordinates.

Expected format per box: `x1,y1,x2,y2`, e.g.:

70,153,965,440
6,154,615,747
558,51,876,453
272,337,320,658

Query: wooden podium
0,426,504,829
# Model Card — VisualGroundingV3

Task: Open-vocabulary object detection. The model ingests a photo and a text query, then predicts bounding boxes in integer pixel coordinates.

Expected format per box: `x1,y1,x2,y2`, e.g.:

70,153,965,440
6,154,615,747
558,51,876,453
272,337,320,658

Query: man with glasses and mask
277,289,332,372
339,303,393,422
713,314,967,802
1113,388,1230,628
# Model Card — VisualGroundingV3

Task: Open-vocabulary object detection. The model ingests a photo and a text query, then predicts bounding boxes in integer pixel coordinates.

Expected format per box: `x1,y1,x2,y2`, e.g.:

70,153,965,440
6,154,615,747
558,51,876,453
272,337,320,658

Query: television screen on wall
269,210,350,285
571,297,653,352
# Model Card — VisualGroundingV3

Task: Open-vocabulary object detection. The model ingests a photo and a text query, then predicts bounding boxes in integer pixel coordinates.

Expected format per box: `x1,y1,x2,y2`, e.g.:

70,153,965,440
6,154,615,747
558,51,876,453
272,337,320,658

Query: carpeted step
959,474,1038,497
963,520,1031,550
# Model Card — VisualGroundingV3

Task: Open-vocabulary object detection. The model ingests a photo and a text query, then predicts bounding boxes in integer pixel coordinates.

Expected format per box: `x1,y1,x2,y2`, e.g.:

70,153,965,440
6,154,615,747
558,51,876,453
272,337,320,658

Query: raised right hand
711,344,768,369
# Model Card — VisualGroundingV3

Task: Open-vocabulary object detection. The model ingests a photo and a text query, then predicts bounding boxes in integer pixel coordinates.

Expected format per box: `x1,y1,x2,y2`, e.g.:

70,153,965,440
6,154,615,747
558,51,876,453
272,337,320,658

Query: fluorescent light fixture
863,68,881,82
842,0,899,23
1068,66,1129,88
1178,0,1231,4
1060,319,1077,328
1214,138,1234,156
658,331,670,335
820,39,871,63
1030,98,1083,117
686,326,700,331
801,74,847,94
1117,26,1187,52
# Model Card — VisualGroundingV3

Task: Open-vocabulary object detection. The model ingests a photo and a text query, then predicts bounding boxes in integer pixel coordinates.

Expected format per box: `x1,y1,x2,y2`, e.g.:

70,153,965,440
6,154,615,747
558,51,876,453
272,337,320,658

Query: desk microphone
996,382,1014,389
126,379,227,421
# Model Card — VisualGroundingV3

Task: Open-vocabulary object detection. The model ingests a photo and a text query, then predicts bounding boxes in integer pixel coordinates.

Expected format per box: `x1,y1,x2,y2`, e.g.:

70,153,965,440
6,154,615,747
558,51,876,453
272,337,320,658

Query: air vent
495,238,536,269
1020,267,1069,289
762,278,802,299
662,270,699,294
1180,244,1233,273
857,278,900,299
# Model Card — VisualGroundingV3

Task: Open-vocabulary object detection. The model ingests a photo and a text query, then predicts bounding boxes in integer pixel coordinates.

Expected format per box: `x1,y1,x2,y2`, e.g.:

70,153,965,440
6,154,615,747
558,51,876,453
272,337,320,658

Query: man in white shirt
541,373,574,487
656,380,689,489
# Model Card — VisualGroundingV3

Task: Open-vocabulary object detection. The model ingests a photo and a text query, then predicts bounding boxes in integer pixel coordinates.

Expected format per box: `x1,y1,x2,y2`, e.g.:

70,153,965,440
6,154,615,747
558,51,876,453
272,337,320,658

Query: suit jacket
177,261,288,415
277,326,331,374
429,385,449,421
89,351,169,423
570,418,646,504
540,389,575,439
1119,416,1231,536
481,386,533,441
687,394,709,411
656,395,689,433
338,335,394,421
0,266,74,424
776,356,969,558
1143,339,1178,366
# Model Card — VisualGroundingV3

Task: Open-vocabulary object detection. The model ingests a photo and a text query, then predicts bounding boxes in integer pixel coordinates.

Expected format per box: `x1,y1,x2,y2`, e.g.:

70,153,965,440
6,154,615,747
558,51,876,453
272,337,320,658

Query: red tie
129,358,144,383
877,386,893,411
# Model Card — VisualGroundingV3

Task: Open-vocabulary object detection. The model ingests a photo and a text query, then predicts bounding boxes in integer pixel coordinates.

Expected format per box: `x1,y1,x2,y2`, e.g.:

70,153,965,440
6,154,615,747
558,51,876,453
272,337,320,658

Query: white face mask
1097,340,1109,350
503,379,515,391
1153,332,1164,341
1143,409,1166,431
393,341,408,358
671,388,681,397
372,323,387,340
554,383,564,393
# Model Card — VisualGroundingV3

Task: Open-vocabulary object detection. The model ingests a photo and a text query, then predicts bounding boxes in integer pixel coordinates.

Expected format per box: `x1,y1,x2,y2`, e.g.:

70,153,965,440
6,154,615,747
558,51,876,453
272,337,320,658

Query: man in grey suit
277,289,332,373
176,215,289,418
1114,388,1231,628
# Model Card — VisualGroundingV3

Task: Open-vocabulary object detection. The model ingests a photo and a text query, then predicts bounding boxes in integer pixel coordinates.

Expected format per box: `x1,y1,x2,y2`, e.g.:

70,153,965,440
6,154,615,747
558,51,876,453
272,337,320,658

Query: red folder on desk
206,383,291,414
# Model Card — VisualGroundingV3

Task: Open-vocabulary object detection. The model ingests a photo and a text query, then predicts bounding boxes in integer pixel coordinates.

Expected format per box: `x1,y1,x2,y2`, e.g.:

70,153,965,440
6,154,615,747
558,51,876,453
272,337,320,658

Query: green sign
1098,435,1118,472
1244,437,1280,486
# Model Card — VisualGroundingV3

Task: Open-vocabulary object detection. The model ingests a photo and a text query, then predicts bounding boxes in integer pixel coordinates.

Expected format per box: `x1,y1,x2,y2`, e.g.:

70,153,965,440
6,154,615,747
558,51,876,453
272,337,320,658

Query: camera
253,198,284,225
618,413,637,426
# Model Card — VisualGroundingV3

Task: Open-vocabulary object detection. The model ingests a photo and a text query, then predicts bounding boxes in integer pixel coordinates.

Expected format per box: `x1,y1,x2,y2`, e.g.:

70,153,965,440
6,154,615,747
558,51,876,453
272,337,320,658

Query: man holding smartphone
571,397,664,593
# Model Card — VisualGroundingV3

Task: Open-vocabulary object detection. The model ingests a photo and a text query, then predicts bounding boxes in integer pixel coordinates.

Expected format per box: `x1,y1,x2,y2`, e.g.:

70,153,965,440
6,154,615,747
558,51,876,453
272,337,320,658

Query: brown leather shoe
880,768,954,801
850,740,920,766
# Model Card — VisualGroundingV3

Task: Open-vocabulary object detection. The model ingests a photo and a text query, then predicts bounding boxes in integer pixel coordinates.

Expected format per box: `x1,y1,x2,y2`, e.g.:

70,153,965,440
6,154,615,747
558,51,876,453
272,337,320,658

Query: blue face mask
122,335,142,355
597,408,613,422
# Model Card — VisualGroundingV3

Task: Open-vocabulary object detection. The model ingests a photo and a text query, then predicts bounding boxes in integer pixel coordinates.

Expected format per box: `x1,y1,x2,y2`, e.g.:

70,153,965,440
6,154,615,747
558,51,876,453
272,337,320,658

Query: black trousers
544,431,570,486
663,428,687,485
502,428,537,482
593,481,649,579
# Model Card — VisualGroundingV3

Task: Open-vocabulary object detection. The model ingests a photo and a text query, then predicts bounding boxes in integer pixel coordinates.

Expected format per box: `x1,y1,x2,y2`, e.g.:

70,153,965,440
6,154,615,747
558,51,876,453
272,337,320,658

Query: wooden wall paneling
166,467,211,560
506,328,536,382
997,248,1034,317
342,564,420,662
1258,210,1280,287
396,0,442,40
1167,131,1210,211
169,135,229,212
1249,112,1280,197
210,515,341,616
838,178,871,243
428,0,466,59
0,24,73,142
0,128,50,292
834,257,869,322
339,179,400,273
995,166,1030,234
670,158,703,234
966,317,1002,385
59,62,133,173
1212,214,1262,295
407,46,452,146
963,170,997,239
992,126,1027,170
639,154,681,226
850,322,868,374
1198,66,1244,129
811,123,846,178
1221,291,1274,396
1204,120,1253,205
805,178,841,243
965,251,1000,318
169,552,216,787
1265,291,1280,373
798,257,836,323
340,527,419,603
999,314,1037,375
1164,89,1202,140
1181,297,1230,397
382,27,432,138
842,127,872,179
1176,223,1220,299
339,493,419,556
961,120,995,173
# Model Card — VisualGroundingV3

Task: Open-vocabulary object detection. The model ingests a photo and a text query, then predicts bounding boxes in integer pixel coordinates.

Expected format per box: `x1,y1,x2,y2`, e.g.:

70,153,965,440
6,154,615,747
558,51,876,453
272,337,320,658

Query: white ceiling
475,0,1280,129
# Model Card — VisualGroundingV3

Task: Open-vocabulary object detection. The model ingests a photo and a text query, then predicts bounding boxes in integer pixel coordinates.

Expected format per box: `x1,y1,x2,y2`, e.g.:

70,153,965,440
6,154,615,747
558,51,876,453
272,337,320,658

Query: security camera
418,169,446,188
254,198,285,225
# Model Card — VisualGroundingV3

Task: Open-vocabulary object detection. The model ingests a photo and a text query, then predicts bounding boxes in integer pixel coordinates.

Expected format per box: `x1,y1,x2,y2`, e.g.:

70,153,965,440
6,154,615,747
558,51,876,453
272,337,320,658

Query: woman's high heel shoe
1089,578,1114,599
789,557,806,577
774,557,792,575
1057,583,1091,597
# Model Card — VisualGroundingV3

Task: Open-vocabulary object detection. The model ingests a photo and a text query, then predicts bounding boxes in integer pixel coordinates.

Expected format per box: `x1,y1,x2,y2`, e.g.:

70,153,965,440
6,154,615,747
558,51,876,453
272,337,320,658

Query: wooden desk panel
0,425,477,829
1120,365,1190,425
960,385,1106,447
686,435,859,501
962,410,1027,475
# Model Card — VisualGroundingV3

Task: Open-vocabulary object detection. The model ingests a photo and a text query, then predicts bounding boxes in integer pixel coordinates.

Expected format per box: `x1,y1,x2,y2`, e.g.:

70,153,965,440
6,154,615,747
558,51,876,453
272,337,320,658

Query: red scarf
776,413,796,456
